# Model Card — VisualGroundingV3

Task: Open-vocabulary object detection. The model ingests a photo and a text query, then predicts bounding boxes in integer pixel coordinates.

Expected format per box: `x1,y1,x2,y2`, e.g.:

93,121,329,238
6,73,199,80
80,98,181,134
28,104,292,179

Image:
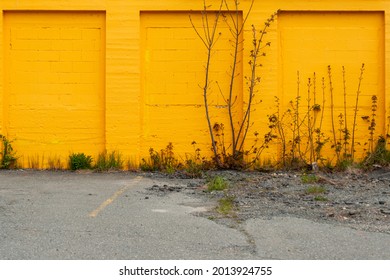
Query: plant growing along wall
0,134,17,169
267,63,385,170
190,0,277,169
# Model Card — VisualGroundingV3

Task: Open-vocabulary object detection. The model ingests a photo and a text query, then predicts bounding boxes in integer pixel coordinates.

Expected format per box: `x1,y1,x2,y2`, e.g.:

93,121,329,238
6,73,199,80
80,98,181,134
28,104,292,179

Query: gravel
144,168,390,234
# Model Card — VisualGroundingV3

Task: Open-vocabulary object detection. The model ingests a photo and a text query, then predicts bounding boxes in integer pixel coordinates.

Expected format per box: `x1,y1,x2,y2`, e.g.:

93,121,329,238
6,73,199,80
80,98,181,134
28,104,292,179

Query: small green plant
207,175,228,192
334,158,354,171
69,153,93,170
95,150,123,171
301,173,319,184
305,185,326,194
184,159,203,178
183,141,209,178
314,195,328,202
216,196,236,216
0,134,17,169
363,136,390,167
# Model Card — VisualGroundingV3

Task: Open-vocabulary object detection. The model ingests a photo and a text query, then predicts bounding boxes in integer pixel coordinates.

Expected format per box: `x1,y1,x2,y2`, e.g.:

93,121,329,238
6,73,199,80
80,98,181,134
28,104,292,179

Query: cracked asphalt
1,170,390,259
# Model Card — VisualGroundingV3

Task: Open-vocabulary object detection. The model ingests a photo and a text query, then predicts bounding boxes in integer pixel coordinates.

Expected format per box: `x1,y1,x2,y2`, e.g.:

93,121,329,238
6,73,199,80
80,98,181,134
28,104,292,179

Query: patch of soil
144,168,390,234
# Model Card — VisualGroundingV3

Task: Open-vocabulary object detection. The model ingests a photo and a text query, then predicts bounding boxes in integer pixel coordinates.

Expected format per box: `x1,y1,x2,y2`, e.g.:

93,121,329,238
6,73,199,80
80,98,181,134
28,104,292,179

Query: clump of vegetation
362,136,390,168
184,159,204,178
0,134,17,169
301,173,319,184
126,157,139,172
268,63,374,171
69,153,93,170
95,150,123,171
183,141,208,178
216,196,236,216
140,142,180,174
305,185,326,194
47,155,63,170
28,154,44,169
207,175,229,192
314,195,328,202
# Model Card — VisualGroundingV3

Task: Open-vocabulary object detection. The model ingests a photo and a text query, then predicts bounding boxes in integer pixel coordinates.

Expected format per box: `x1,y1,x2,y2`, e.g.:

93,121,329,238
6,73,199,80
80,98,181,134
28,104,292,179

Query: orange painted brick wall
0,0,389,168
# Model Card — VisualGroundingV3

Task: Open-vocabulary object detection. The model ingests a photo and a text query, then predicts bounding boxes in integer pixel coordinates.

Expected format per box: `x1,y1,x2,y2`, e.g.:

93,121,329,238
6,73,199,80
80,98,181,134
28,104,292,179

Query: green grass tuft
207,176,228,192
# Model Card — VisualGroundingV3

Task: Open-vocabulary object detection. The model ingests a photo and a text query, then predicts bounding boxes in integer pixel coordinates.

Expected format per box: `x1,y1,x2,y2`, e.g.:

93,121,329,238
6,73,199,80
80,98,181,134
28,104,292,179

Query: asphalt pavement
1,170,389,259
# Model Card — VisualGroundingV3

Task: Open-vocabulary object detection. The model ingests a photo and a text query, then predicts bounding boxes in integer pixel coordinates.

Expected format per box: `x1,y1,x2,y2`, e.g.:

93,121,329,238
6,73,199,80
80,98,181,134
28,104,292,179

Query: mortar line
88,176,142,218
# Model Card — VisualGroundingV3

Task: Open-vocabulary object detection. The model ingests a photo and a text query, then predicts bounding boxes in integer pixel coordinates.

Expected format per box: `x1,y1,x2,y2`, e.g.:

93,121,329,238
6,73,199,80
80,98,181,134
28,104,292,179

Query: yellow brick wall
3,11,105,168
0,0,389,168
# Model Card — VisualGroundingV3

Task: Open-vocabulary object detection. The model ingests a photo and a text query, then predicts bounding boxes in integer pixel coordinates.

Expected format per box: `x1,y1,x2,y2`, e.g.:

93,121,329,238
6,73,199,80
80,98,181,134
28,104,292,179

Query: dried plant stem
314,77,326,161
190,0,224,167
351,63,365,160
328,65,340,163
237,12,276,153
306,77,314,163
224,0,256,159
292,71,301,160
342,66,349,157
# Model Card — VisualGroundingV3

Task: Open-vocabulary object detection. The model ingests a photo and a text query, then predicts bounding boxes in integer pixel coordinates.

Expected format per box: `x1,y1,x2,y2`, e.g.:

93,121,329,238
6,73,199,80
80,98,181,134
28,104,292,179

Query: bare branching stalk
342,66,349,157
294,71,302,161
306,77,314,163
190,0,224,167
327,65,340,164
368,95,378,153
192,0,277,168
351,63,365,160
236,13,277,153
223,0,256,161
314,77,326,162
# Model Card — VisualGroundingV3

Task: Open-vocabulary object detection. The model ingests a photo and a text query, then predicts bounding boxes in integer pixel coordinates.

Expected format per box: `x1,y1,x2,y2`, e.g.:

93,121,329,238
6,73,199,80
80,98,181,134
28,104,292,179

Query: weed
363,136,390,168
184,159,203,178
140,143,179,173
47,155,63,170
351,63,365,160
95,150,123,171
28,154,44,169
183,141,207,177
305,185,326,194
207,175,228,192
253,157,275,172
301,174,319,184
328,65,340,164
334,158,355,171
314,195,328,202
69,153,93,170
191,2,277,169
368,95,378,154
126,157,139,172
216,196,235,215
0,134,17,169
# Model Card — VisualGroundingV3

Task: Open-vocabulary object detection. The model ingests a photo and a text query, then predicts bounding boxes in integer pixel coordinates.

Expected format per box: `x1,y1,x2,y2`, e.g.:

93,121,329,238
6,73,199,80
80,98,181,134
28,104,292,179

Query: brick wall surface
0,0,389,168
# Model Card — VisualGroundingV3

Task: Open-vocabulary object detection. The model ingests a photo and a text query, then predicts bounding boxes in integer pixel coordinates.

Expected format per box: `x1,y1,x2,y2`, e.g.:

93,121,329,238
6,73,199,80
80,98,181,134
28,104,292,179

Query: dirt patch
144,168,390,234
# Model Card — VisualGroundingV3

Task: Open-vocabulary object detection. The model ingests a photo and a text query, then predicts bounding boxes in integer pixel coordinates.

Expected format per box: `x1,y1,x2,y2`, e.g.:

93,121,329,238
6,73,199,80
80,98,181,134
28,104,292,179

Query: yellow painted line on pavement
89,176,143,218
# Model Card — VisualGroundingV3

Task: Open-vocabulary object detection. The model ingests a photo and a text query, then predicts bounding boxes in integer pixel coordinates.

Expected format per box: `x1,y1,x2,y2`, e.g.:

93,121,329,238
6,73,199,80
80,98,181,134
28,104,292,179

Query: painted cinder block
0,0,389,168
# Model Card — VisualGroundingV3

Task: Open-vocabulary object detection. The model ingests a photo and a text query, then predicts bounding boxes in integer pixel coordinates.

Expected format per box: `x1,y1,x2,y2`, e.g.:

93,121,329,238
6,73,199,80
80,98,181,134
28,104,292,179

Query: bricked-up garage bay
3,12,105,168
0,0,389,168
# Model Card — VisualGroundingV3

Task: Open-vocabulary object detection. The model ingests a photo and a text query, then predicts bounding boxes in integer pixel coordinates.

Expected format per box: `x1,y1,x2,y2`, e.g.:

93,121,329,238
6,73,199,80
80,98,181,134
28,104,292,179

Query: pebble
380,209,390,215
344,201,354,205
144,170,390,233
